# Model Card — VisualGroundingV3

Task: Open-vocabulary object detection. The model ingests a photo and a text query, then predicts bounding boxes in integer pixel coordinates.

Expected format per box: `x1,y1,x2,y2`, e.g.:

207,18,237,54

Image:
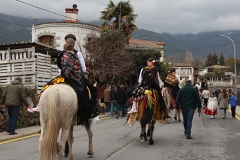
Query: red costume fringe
204,107,217,115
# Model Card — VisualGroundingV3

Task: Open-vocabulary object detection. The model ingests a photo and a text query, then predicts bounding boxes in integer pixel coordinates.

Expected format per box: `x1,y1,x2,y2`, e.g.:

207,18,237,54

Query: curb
0,131,40,143
227,108,240,120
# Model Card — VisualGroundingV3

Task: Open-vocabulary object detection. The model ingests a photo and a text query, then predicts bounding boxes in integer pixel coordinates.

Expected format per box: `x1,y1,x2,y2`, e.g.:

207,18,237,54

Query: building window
38,36,54,46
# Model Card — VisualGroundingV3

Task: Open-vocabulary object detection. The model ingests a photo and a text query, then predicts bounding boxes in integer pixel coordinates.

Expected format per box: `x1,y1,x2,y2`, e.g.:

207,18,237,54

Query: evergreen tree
206,53,219,66
219,53,225,66
205,53,213,66
212,53,219,65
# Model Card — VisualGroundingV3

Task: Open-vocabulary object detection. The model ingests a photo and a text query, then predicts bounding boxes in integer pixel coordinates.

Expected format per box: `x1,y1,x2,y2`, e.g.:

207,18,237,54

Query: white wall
32,23,100,57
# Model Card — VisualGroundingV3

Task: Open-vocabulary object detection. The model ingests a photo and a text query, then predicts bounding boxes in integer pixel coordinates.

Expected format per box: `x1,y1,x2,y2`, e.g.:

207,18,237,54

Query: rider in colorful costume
28,35,98,126
163,68,180,109
128,58,170,118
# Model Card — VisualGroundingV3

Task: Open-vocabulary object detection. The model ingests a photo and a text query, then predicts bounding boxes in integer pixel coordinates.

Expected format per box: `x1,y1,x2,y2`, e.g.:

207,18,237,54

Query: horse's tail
39,88,61,160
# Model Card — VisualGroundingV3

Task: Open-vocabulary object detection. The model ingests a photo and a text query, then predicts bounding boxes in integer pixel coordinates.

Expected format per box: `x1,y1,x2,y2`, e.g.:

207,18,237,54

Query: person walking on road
116,85,128,119
104,84,111,115
1,77,30,135
176,80,202,139
110,86,118,116
229,92,238,118
204,92,218,119
218,88,229,119
201,88,210,109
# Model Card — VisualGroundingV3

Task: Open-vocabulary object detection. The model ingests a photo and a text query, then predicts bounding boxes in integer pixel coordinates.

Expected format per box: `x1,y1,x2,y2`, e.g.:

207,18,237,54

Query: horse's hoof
87,152,93,157
149,139,154,145
166,121,169,124
174,117,177,121
140,137,145,142
178,120,181,122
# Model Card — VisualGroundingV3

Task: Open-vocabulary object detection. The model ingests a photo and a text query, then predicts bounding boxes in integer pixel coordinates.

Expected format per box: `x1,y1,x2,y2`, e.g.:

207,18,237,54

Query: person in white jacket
201,88,210,109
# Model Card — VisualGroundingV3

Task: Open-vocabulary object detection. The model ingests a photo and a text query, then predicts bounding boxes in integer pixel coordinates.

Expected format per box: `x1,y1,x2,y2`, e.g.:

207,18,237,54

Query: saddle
38,76,65,99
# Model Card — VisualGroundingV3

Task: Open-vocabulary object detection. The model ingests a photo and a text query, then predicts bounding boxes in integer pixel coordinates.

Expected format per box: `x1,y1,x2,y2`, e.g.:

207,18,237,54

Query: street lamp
215,34,237,96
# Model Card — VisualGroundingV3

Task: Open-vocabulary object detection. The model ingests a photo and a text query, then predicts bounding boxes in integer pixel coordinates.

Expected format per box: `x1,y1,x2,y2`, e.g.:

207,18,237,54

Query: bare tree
184,50,193,64
84,30,133,87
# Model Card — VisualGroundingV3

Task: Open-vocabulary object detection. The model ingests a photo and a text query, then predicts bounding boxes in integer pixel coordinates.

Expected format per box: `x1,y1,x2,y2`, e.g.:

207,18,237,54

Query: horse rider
128,58,170,119
164,68,180,108
28,35,98,125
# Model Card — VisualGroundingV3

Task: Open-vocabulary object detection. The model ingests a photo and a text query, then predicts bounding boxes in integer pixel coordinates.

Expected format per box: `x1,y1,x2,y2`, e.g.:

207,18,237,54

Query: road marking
228,109,240,121
0,116,111,145
0,134,39,145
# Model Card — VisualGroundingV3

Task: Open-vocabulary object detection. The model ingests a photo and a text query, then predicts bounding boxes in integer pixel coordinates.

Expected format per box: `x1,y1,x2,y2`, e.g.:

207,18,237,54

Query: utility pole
118,1,121,30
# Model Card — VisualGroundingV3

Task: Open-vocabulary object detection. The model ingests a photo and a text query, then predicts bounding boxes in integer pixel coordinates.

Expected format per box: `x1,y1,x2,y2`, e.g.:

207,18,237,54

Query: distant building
31,4,101,55
198,65,234,88
173,63,198,83
198,65,228,76
126,38,166,62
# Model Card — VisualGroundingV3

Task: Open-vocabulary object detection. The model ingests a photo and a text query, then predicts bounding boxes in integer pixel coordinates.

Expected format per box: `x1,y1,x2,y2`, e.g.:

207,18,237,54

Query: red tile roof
126,38,166,51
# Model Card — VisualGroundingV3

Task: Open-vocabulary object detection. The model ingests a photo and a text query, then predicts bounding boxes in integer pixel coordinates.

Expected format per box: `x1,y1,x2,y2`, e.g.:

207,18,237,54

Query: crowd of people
101,84,131,119
202,86,238,119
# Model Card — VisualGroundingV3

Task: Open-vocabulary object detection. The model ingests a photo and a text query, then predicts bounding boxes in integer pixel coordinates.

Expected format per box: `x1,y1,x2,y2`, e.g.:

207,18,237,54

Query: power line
16,0,83,22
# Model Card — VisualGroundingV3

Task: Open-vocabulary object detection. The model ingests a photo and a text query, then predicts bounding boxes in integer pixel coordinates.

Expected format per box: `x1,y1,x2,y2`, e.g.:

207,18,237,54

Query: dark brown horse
129,89,165,145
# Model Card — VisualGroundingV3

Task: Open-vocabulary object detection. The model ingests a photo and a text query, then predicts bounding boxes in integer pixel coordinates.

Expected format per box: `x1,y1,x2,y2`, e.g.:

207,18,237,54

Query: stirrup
127,109,137,114
165,114,171,119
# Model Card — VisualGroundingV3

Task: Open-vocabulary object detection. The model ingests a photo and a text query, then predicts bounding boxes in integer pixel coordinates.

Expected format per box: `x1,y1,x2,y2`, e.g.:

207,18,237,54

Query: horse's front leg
147,123,151,137
85,122,93,157
149,120,155,145
140,123,147,142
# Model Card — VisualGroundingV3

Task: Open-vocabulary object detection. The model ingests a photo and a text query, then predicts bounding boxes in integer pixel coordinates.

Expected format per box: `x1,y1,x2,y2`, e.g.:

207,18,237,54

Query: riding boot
127,101,137,113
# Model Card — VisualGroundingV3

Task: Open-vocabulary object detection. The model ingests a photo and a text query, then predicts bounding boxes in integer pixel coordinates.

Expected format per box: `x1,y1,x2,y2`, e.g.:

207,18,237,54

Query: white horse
38,84,94,160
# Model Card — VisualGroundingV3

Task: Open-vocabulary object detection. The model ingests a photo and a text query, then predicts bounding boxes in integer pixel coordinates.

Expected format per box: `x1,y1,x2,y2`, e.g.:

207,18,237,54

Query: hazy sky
1,0,240,34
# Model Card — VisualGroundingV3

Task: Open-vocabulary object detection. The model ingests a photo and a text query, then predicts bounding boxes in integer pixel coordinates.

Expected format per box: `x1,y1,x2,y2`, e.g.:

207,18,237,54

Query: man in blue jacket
176,80,202,139
229,92,238,118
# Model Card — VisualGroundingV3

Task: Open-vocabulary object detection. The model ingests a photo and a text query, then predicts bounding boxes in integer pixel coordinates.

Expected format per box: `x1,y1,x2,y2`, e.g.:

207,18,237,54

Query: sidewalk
0,114,109,143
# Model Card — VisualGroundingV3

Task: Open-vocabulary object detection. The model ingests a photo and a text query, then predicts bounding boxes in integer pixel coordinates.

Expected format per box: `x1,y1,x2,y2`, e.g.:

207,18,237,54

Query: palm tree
100,0,138,39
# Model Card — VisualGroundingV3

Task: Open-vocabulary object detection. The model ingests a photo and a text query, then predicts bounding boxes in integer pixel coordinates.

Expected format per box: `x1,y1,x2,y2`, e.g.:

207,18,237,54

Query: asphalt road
0,110,240,160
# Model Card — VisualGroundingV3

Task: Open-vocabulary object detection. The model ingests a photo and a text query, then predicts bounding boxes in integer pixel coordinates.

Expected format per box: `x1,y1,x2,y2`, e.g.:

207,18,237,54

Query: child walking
229,92,238,118
204,92,218,119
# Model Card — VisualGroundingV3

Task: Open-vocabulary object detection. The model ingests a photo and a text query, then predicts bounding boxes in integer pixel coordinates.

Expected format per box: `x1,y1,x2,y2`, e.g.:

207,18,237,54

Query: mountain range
1,13,240,60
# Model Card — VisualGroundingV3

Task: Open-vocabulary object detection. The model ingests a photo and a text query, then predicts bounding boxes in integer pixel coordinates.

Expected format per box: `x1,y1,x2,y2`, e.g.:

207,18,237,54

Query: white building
198,65,234,88
31,4,101,55
173,63,198,83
